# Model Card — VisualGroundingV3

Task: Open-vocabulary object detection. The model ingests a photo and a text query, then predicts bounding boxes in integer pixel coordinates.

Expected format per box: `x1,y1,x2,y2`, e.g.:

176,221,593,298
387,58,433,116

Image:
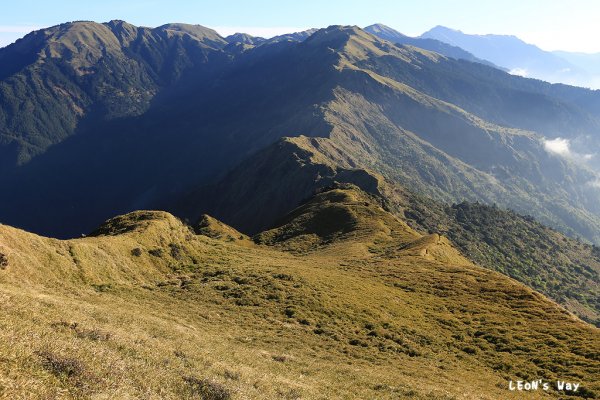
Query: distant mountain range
421,25,600,89
554,50,600,88
365,24,600,169
225,28,318,47
364,24,499,68
190,24,600,92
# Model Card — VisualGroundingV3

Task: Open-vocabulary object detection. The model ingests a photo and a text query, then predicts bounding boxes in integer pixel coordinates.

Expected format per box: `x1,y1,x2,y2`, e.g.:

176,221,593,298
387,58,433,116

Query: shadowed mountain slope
0,20,227,168
0,23,599,247
0,187,598,399
174,136,384,235
171,26,600,241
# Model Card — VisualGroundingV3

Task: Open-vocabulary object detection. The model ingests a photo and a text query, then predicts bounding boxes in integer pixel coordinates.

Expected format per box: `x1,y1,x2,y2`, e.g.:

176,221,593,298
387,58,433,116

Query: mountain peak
38,21,124,59
195,214,255,246
255,185,420,253
106,19,131,26
303,25,392,58
421,25,580,80
364,23,498,67
266,28,318,44
225,32,265,45
425,25,462,34
434,25,457,31
155,23,226,46
364,23,408,39
423,25,521,42
90,211,179,236
420,25,464,42
306,25,364,40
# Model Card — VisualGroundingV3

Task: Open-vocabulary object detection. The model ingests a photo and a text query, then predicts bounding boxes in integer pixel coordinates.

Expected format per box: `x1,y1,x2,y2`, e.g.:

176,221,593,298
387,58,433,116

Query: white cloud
543,137,597,170
509,68,528,77
210,26,309,39
587,179,600,188
544,137,571,156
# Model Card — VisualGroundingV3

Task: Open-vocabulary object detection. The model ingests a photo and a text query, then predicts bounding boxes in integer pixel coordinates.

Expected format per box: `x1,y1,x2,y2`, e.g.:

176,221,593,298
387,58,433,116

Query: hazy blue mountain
364,23,498,68
554,50,600,88
421,25,598,89
554,51,600,74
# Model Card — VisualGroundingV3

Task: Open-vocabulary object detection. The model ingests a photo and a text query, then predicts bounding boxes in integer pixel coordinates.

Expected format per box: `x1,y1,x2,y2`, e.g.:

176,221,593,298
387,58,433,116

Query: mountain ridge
0,20,229,166
0,21,599,245
364,23,499,68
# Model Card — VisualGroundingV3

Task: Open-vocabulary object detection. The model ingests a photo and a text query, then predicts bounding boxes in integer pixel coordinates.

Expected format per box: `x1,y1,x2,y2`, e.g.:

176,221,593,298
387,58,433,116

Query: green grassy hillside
1,187,599,399
403,199,600,326
182,138,600,327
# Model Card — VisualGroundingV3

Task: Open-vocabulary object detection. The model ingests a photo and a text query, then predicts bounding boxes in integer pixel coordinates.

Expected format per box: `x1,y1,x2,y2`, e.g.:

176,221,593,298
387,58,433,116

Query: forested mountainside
0,23,599,245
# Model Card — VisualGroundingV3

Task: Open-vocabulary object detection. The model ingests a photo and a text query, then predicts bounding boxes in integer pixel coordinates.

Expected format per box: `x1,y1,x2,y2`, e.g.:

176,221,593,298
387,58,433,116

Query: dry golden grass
0,189,598,399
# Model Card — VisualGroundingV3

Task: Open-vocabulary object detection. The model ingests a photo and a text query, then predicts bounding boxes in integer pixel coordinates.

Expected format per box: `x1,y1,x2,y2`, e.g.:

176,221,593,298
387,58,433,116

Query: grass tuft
37,350,85,379
183,376,231,400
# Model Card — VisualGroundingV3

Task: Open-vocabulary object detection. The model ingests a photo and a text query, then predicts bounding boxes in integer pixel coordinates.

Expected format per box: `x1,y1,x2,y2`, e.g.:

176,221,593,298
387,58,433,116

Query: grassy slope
1,190,598,399
402,199,600,326
187,135,600,325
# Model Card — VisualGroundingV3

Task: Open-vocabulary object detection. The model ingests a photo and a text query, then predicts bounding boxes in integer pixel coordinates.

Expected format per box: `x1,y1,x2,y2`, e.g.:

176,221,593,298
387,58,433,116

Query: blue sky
1,0,600,52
